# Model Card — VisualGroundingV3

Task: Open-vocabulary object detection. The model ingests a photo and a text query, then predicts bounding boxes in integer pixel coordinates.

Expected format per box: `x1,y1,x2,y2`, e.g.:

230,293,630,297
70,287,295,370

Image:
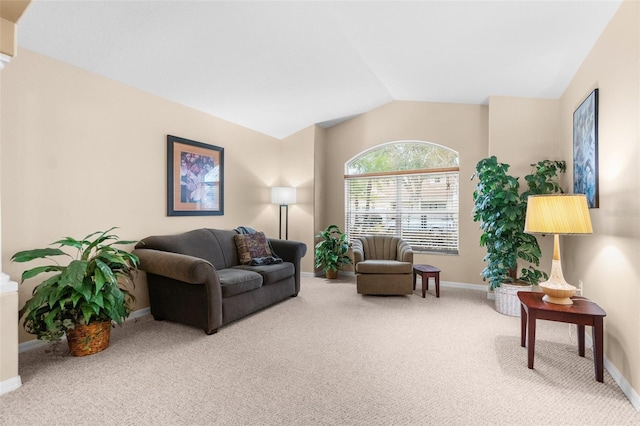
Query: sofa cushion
216,268,263,298
234,232,273,265
355,260,413,274
232,262,294,286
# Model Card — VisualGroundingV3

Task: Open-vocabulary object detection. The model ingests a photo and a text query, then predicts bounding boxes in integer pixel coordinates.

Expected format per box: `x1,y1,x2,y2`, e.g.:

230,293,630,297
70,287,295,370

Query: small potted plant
314,225,352,279
472,157,566,315
12,227,138,356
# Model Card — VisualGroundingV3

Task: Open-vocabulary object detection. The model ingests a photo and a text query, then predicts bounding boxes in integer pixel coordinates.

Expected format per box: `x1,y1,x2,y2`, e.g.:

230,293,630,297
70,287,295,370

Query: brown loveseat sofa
133,228,306,334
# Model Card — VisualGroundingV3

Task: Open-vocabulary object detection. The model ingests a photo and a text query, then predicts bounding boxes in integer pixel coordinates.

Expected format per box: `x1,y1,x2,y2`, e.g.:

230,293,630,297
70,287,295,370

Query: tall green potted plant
12,227,138,356
315,225,352,279
472,157,566,315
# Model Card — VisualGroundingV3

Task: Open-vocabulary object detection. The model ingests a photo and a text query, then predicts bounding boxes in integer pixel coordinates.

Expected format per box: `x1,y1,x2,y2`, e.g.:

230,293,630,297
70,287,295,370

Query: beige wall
0,49,302,343
313,125,327,250
320,100,489,284
487,96,563,282
280,125,316,272
488,96,561,176
559,0,640,393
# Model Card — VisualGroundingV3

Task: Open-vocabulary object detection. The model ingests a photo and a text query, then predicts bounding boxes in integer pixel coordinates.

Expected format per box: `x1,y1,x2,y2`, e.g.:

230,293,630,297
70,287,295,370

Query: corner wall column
0,273,21,395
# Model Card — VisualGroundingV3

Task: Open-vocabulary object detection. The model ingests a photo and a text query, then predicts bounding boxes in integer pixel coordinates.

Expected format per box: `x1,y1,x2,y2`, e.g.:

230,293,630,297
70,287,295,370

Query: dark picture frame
167,135,224,216
573,89,599,208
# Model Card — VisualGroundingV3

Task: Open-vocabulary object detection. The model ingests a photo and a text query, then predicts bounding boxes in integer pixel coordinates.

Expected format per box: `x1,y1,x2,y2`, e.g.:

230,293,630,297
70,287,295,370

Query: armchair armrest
397,240,414,263
351,238,364,265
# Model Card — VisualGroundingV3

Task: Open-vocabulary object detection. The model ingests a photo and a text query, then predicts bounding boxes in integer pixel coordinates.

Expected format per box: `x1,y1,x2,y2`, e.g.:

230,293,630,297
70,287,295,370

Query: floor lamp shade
271,187,297,205
271,187,296,239
524,194,593,305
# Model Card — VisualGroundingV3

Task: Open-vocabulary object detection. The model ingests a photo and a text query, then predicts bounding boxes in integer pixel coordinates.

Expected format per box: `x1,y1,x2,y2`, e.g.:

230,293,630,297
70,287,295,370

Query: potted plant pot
66,320,112,356
325,269,338,279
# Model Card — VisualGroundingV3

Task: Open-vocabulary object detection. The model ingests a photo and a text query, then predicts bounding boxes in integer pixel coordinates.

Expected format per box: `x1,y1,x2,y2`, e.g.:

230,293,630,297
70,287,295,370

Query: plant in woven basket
471,157,566,290
12,227,138,345
314,225,352,278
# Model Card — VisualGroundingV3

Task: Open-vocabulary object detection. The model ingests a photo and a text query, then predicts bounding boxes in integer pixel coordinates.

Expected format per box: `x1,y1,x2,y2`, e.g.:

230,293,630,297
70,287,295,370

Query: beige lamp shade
524,194,593,235
271,187,297,205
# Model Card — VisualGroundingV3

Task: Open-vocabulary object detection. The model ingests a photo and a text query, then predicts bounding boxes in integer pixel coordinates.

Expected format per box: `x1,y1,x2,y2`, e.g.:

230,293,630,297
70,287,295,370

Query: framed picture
167,135,224,216
573,89,599,208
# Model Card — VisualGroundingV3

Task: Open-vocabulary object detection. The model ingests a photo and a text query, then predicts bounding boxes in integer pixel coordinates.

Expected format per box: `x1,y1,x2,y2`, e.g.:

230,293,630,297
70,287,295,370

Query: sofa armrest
397,240,414,263
269,239,306,264
269,239,307,295
133,248,223,334
133,249,219,285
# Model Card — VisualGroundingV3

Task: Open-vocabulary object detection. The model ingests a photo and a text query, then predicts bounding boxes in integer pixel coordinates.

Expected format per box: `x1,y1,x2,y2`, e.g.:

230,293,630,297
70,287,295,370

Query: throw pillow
234,232,273,265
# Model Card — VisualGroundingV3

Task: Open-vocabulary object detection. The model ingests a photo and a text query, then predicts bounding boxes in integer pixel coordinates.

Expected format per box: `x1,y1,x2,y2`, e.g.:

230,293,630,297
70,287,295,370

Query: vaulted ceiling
16,1,622,139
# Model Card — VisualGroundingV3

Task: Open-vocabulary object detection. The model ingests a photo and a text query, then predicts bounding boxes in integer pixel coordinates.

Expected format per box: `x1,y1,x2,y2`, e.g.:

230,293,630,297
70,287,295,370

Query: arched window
345,141,459,253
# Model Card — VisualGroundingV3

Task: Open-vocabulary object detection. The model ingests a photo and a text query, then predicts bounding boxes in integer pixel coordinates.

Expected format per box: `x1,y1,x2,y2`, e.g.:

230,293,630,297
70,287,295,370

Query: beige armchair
352,235,414,295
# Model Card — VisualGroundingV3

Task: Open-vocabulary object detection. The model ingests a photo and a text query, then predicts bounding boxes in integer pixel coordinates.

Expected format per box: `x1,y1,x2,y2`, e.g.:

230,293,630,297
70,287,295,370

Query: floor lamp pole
279,204,289,240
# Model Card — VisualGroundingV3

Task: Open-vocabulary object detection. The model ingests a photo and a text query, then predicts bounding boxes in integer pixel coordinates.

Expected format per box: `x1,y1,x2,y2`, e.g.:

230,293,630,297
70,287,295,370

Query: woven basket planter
494,283,532,317
325,269,338,279
66,320,112,357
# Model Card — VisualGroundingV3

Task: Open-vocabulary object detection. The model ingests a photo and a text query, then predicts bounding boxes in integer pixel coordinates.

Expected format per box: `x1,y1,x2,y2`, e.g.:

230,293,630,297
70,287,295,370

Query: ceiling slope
17,1,622,139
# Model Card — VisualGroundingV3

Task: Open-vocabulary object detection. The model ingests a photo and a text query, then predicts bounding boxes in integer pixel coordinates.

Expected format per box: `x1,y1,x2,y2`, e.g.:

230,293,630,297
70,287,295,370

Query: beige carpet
1,276,638,425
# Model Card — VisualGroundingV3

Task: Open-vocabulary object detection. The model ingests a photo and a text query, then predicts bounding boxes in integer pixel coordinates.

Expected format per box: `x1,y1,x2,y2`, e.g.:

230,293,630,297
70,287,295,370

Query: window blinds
345,171,459,253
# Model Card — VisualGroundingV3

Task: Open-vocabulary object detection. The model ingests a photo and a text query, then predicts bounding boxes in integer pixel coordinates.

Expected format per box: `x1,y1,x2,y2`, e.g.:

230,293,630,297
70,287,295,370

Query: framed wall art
573,88,599,208
167,135,224,216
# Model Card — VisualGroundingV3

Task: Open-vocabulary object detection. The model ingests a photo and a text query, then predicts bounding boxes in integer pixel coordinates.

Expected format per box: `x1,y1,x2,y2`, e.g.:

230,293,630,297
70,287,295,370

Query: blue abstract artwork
573,89,599,208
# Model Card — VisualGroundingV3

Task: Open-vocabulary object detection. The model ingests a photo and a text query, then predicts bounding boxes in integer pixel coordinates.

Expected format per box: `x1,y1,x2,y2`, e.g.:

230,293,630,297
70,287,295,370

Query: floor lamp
524,194,593,305
271,187,296,240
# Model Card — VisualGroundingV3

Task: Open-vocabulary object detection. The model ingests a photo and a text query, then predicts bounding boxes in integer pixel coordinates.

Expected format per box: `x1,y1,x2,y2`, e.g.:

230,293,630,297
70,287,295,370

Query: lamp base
539,283,576,305
538,256,577,305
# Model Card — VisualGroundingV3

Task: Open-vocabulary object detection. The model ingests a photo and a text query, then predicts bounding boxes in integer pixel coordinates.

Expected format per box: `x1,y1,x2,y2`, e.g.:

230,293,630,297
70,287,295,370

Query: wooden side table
517,291,607,382
412,264,441,298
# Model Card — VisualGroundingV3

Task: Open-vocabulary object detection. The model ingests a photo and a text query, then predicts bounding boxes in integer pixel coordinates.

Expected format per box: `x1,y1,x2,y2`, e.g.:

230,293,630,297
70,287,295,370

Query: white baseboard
18,307,151,353
129,307,151,320
18,337,50,353
583,333,640,411
440,280,486,292
0,375,22,396
606,357,640,411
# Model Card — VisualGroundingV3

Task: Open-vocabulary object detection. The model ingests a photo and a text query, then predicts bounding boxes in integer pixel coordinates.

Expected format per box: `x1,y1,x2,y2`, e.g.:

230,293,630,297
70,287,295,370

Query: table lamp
271,187,296,240
524,194,593,305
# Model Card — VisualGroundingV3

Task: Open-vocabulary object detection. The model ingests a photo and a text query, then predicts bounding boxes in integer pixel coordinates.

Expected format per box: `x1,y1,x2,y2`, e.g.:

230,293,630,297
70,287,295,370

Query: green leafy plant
471,157,566,289
314,225,352,274
12,227,139,341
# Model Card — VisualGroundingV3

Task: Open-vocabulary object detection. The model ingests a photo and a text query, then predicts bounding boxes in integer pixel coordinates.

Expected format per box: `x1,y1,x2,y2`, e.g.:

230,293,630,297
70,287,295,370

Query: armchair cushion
355,259,412,274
